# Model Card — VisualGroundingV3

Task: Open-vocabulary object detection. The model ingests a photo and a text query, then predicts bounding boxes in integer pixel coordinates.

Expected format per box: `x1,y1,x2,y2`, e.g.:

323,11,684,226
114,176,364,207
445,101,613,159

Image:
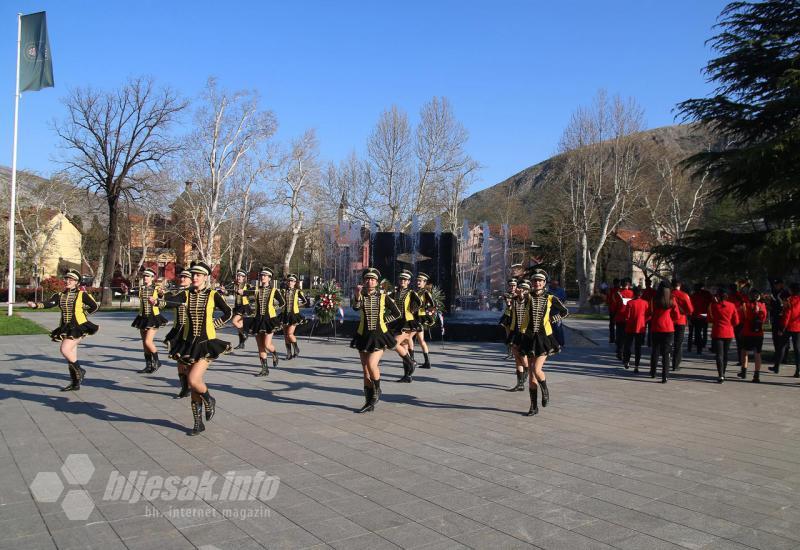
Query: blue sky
1,1,728,194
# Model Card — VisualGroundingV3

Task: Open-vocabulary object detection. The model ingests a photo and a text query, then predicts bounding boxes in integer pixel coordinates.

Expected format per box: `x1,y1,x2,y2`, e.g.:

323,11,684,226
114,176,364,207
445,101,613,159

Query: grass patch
0,314,49,336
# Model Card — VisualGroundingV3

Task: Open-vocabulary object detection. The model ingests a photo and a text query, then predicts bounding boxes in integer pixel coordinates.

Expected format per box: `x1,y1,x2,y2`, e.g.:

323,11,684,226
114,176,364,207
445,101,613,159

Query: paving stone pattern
1,311,799,549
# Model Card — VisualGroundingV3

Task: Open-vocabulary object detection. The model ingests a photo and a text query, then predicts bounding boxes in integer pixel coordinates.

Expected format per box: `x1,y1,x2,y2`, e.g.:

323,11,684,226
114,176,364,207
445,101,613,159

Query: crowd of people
605,277,800,384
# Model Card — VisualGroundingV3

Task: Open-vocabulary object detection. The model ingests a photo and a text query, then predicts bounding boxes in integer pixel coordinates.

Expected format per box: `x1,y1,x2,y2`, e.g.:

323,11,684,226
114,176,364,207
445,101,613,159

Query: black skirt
350,329,397,352
512,331,561,357
740,335,764,353
283,311,307,326
233,304,253,317
169,336,231,363
50,319,99,342
131,313,168,330
163,323,184,353
389,317,423,335
249,314,282,335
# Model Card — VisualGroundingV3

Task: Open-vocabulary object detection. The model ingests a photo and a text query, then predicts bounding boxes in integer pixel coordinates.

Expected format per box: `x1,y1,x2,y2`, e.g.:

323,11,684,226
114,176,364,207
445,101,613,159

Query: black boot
256,356,269,377
526,386,539,416
408,348,415,363
737,367,747,379
292,341,300,358
61,362,80,391
357,386,374,413
285,342,294,360
752,371,760,383
539,379,549,407
234,331,247,350
403,353,416,382
769,364,779,373
794,366,800,378
200,390,215,421
272,350,280,369
420,351,431,369
138,352,152,373
371,379,382,408
650,366,656,379
506,370,525,392
150,352,161,373
176,373,190,398
189,401,205,435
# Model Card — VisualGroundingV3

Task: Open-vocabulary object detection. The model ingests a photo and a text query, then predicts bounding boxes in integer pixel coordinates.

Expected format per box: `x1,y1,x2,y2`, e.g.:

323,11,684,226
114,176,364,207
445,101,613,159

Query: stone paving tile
3,313,800,549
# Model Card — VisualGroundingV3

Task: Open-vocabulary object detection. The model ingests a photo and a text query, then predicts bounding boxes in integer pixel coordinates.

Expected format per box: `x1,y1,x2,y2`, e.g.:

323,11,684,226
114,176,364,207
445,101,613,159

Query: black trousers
609,313,616,343
623,333,645,367
691,319,708,352
774,331,800,370
713,337,732,377
650,332,674,380
615,322,627,356
672,325,686,370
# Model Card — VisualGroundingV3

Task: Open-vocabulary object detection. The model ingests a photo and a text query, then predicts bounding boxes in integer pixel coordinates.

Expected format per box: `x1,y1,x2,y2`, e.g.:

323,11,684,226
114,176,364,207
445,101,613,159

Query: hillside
460,123,720,224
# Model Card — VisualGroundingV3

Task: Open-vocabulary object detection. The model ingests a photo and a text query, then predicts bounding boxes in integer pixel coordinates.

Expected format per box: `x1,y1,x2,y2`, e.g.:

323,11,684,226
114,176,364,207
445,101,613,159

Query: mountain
460,123,720,224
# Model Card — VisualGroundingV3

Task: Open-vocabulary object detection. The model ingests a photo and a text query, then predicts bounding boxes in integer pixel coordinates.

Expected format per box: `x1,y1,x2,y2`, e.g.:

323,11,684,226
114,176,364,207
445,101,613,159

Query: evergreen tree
666,1,800,277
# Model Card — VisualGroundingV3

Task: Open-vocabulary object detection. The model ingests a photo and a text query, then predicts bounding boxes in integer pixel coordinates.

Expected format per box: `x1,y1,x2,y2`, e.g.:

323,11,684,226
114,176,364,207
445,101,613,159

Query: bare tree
274,129,320,276
55,77,186,304
178,77,277,267
367,106,414,230
225,157,272,276
15,173,82,283
556,90,645,309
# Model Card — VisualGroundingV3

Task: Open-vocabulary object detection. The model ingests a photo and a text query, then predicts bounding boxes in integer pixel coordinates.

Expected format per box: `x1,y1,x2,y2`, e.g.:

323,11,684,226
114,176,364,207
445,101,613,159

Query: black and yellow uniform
282,287,310,326
165,287,233,362
415,288,436,329
351,290,402,352
162,289,188,353
36,288,99,341
247,284,286,334
232,282,254,317
389,287,422,334
510,290,569,357
499,282,517,329
131,285,168,329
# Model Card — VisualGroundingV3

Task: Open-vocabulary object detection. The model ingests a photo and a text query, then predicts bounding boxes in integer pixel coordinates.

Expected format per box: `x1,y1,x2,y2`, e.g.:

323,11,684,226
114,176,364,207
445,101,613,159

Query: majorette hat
235,269,247,278
518,279,532,290
190,260,212,275
362,267,381,280
177,266,191,278
259,266,274,277
286,273,298,282
142,268,156,278
398,269,412,281
416,272,430,281
508,278,518,285
63,269,81,282
531,268,548,282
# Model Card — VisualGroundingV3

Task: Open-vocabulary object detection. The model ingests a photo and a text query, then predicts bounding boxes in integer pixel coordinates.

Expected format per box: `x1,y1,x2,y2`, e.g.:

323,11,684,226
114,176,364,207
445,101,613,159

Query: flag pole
7,14,22,316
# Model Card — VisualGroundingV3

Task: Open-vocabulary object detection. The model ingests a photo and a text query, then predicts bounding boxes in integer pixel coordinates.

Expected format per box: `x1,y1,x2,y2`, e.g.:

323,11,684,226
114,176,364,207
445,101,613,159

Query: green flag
19,11,54,92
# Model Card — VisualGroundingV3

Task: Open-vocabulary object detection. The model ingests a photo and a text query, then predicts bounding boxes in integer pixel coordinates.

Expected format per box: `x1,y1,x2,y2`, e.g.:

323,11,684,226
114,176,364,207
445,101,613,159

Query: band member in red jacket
688,282,713,353
613,278,634,359
671,280,694,371
641,278,656,347
648,282,680,383
775,282,800,378
607,278,620,344
708,286,741,383
737,288,767,382
623,287,649,373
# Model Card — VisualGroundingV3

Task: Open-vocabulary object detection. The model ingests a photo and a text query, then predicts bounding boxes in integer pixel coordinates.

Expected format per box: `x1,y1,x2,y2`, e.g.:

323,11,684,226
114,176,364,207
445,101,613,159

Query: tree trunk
101,198,119,306
283,228,300,276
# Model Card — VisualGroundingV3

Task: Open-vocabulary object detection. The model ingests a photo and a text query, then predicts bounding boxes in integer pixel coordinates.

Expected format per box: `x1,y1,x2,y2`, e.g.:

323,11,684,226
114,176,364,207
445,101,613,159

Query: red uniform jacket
642,288,656,302
739,301,767,337
607,287,619,312
672,289,694,325
613,289,634,323
690,290,713,320
649,302,680,333
624,298,649,334
708,300,741,339
781,295,800,332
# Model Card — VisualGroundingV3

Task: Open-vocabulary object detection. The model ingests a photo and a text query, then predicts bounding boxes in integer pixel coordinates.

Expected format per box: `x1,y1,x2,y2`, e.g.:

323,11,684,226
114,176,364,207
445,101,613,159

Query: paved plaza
1,311,800,550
